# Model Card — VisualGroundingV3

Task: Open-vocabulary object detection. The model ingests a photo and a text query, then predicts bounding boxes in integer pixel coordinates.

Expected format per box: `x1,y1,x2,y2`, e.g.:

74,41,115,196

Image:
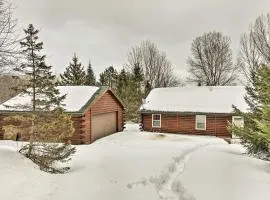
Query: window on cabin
152,114,161,128
232,116,244,128
196,115,206,130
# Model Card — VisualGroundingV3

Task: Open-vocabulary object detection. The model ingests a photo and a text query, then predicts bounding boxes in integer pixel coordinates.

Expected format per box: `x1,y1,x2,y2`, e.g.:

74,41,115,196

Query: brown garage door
91,112,117,142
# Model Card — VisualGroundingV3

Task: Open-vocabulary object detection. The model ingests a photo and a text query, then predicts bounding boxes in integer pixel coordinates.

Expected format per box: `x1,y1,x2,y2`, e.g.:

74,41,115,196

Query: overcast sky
11,0,270,79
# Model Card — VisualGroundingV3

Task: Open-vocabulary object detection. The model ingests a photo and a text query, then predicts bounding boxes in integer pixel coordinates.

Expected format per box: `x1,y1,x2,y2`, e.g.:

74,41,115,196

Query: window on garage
196,115,206,130
152,114,161,128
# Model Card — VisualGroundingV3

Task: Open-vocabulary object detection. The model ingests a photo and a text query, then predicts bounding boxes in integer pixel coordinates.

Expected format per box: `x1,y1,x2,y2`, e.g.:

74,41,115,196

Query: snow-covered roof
140,86,248,114
0,86,100,113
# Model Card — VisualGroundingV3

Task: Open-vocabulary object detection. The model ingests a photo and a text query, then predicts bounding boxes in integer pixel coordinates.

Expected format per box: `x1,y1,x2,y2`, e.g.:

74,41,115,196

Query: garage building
0,86,125,144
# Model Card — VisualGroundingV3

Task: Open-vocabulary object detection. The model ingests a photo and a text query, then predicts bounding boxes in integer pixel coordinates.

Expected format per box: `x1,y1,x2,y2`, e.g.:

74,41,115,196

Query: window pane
196,115,205,123
153,115,160,120
197,122,205,129
196,115,206,129
153,120,160,127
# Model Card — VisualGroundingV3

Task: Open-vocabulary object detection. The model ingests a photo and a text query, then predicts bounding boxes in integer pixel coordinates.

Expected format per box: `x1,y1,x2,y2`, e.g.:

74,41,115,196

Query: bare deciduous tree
252,14,270,62
237,32,260,82
187,31,238,86
0,0,18,73
126,40,178,89
238,13,270,81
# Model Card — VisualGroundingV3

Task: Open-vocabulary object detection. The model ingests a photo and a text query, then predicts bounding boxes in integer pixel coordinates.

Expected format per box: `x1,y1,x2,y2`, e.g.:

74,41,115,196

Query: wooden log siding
142,114,233,138
0,115,5,140
69,116,85,144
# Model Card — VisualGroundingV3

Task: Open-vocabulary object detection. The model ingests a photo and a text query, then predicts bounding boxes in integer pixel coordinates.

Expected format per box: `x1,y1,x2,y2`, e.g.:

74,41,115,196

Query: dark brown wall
142,113,232,138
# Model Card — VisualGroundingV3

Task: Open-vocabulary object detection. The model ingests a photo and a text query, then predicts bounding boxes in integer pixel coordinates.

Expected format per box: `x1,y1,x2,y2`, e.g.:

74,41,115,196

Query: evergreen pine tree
116,69,128,97
85,60,96,85
123,80,140,121
133,63,144,94
4,24,75,173
133,63,144,83
116,71,138,121
115,68,143,122
99,66,118,90
252,66,270,158
60,54,86,85
232,65,270,159
144,81,152,97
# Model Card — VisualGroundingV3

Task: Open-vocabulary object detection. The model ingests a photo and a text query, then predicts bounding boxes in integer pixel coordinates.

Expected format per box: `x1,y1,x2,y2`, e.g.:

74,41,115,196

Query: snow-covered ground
1,123,269,200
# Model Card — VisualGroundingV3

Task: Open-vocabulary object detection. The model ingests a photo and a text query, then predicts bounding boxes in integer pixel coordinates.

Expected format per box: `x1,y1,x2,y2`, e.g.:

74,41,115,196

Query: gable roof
140,86,248,114
78,86,125,112
0,86,100,114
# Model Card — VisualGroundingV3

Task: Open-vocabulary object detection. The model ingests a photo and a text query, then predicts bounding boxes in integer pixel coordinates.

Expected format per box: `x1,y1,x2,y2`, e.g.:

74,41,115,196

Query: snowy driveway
0,123,270,200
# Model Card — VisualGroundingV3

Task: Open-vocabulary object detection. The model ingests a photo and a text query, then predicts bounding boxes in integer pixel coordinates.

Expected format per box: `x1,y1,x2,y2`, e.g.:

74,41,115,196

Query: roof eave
0,110,85,116
139,109,239,115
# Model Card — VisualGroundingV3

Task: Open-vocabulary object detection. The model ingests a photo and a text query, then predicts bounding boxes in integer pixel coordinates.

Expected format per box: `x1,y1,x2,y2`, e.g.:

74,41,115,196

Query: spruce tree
252,66,270,158
99,66,118,90
116,69,128,97
144,81,152,97
133,63,144,94
232,65,270,159
114,65,144,122
4,24,75,173
115,68,142,122
60,54,86,85
133,63,144,84
85,60,96,85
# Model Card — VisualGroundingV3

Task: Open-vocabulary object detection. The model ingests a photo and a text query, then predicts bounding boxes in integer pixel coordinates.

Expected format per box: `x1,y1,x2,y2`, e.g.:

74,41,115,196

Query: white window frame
196,115,206,130
232,116,244,128
232,116,244,139
152,114,161,128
